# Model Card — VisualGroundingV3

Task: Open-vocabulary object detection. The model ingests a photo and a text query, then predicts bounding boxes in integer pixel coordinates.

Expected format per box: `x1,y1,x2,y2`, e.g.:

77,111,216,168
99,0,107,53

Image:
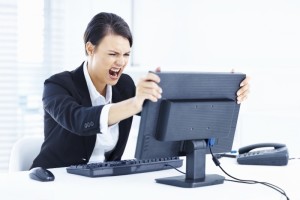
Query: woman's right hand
134,71,162,111
108,69,162,126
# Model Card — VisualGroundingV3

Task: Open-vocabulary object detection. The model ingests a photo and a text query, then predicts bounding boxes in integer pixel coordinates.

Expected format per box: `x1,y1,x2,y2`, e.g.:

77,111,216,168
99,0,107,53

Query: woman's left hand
237,76,250,104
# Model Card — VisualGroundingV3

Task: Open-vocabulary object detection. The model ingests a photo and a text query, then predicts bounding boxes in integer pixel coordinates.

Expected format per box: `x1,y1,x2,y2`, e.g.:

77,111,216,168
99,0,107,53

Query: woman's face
87,34,131,89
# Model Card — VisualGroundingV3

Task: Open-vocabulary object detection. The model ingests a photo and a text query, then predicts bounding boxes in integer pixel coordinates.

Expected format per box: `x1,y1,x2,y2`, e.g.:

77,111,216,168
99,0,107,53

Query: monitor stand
155,140,225,188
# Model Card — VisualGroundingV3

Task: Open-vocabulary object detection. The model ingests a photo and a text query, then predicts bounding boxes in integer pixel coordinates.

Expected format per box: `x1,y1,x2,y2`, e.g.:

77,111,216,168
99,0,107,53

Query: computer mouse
29,167,55,182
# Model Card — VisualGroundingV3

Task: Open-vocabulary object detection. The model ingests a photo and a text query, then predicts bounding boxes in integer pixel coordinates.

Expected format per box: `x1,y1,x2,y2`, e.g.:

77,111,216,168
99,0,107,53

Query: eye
124,53,130,57
109,53,116,56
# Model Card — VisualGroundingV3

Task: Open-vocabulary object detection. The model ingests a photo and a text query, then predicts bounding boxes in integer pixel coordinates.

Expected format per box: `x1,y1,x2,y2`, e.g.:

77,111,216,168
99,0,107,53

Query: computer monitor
134,71,246,188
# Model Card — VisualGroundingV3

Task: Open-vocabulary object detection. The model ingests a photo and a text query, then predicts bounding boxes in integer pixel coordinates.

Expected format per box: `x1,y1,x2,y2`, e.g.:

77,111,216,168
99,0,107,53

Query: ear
86,42,95,56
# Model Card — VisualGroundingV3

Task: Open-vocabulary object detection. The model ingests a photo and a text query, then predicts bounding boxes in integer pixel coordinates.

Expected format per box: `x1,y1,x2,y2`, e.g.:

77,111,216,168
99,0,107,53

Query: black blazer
31,63,136,169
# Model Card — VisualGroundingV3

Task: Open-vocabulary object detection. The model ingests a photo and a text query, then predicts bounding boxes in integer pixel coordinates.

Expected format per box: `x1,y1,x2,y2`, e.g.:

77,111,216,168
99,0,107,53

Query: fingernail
240,83,244,87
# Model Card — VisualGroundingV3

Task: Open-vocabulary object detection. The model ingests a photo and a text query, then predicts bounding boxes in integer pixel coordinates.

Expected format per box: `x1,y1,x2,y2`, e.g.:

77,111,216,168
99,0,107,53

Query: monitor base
155,174,225,188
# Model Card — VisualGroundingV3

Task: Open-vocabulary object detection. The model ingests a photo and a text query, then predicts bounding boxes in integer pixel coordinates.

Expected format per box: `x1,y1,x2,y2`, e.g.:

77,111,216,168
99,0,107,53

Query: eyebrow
108,50,131,54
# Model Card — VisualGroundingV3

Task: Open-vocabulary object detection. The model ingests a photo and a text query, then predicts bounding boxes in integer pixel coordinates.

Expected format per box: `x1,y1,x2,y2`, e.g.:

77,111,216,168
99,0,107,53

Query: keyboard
66,157,183,177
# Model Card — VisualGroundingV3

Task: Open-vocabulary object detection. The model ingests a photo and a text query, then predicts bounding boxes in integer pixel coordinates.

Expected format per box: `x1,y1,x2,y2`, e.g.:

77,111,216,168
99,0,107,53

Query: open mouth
109,67,121,79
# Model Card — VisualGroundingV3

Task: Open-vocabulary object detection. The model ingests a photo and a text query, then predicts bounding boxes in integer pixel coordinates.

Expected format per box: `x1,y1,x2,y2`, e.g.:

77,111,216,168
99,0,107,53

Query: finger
137,88,162,102
237,90,249,102
142,88,162,99
138,81,162,93
145,94,160,102
237,95,248,104
155,66,161,72
136,79,162,97
136,91,159,102
240,76,251,87
237,84,250,96
143,72,161,83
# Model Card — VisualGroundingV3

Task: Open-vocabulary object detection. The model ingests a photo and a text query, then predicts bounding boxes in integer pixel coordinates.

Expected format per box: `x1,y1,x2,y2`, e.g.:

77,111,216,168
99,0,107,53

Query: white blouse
83,61,119,163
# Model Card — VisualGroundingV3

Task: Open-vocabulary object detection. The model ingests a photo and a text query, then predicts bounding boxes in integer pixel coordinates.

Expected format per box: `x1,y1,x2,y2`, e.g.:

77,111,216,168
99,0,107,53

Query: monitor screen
134,71,246,188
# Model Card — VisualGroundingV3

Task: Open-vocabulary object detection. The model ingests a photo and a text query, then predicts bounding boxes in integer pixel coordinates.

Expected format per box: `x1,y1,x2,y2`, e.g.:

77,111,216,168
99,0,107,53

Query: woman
31,12,250,169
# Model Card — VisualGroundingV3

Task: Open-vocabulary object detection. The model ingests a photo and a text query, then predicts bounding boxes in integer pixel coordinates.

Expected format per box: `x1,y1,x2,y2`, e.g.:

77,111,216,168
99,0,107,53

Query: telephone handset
237,143,289,166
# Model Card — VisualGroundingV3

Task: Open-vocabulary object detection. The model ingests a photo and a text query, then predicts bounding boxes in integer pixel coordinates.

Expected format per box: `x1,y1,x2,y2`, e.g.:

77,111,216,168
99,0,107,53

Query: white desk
0,156,298,200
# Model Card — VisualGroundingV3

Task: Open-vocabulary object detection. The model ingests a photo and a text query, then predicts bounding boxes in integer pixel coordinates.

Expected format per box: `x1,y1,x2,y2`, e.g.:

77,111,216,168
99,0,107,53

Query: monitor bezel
135,71,245,160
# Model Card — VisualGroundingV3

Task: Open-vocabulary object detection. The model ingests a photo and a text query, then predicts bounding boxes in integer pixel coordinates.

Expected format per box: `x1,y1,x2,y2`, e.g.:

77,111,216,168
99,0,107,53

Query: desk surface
0,156,299,200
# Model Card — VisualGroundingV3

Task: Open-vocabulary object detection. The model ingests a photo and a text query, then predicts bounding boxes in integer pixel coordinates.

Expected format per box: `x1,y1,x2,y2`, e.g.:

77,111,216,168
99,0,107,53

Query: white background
27,0,300,158
1,0,299,172
124,0,300,158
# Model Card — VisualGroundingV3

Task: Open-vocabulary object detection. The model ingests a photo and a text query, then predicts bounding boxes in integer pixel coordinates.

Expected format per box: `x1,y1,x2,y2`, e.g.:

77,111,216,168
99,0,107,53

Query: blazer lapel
71,63,96,159
72,63,92,107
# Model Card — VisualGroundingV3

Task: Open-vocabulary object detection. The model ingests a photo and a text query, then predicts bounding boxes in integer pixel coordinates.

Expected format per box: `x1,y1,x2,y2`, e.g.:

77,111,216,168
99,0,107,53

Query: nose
116,56,126,66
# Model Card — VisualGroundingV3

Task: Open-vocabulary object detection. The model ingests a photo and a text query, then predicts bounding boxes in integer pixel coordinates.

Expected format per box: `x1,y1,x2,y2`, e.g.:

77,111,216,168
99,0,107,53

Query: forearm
107,72,162,125
108,97,142,126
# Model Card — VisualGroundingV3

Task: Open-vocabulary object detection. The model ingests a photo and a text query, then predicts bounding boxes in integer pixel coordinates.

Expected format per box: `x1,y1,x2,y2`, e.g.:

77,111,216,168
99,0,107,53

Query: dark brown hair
83,12,133,55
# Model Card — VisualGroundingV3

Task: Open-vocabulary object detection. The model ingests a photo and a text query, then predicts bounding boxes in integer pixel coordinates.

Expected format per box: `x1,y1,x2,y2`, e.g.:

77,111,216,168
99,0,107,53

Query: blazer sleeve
43,73,102,136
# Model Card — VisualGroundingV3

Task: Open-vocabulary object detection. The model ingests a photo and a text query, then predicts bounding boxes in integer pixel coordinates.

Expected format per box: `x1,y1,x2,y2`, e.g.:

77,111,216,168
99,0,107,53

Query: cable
209,146,290,200
165,163,185,174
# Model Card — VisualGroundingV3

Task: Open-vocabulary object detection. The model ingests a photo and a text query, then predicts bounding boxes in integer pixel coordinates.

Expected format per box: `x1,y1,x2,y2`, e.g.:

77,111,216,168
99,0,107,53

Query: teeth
110,68,120,72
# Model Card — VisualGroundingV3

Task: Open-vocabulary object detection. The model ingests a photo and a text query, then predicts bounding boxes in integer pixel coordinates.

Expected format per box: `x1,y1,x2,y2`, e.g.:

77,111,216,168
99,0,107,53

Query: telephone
237,143,289,166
